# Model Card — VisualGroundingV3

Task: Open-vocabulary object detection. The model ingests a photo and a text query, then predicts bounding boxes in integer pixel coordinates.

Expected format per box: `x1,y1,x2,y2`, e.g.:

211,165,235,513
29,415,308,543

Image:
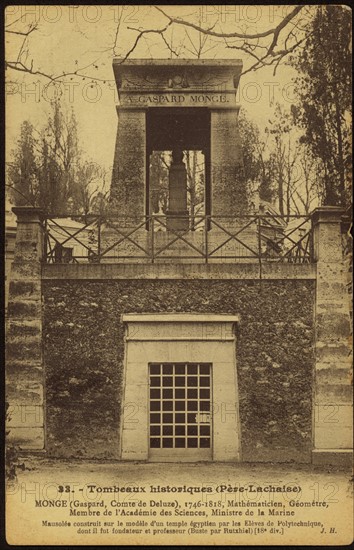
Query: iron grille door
149,362,212,461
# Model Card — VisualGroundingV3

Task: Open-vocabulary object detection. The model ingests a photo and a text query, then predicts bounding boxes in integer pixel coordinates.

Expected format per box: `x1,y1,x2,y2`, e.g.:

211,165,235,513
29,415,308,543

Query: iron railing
43,213,313,264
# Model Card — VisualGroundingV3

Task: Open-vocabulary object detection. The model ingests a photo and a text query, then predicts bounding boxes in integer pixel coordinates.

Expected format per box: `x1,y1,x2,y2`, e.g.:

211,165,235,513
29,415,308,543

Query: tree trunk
333,85,346,205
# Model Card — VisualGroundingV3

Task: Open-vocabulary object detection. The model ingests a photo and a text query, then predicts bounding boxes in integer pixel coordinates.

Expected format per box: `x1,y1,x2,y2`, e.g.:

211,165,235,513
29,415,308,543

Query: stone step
7,427,44,449
316,383,353,402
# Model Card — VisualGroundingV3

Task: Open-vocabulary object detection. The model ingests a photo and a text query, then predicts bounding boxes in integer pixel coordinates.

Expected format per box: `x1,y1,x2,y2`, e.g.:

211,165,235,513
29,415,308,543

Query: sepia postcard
4,4,353,546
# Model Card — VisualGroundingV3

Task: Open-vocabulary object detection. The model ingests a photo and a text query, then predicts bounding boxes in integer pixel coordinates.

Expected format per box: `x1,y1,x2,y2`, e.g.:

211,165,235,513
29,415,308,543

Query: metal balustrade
43,213,313,264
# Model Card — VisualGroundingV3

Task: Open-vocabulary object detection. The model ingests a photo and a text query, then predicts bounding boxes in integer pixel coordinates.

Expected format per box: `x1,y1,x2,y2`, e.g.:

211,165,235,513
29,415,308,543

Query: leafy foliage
8,101,106,216
238,109,275,205
8,120,39,206
239,105,323,216
291,5,352,207
149,151,169,214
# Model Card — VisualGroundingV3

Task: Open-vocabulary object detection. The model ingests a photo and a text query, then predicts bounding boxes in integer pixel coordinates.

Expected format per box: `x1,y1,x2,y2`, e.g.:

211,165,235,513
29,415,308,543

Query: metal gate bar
149,363,212,450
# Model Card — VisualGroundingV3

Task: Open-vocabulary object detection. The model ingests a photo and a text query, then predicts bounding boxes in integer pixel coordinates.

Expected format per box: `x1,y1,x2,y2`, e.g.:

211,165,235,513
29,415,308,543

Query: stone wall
42,279,315,462
211,109,246,215
312,208,353,464
6,208,44,450
110,108,146,219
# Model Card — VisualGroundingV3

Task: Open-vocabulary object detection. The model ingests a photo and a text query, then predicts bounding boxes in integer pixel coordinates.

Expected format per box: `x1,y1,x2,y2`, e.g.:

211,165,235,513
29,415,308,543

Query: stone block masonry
6,208,45,449
110,108,146,219
6,205,351,465
110,59,246,219
210,109,245,215
42,279,315,462
312,208,353,465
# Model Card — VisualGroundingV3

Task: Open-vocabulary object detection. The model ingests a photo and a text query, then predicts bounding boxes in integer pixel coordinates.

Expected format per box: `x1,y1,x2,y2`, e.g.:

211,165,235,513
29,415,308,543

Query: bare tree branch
154,5,303,41
4,5,311,85
117,22,173,63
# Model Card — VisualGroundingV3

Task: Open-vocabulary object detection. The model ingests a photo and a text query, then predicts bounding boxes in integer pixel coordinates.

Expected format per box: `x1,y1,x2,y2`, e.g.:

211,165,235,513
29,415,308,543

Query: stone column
312,207,353,466
110,107,146,222
166,149,189,231
6,207,45,450
210,108,245,217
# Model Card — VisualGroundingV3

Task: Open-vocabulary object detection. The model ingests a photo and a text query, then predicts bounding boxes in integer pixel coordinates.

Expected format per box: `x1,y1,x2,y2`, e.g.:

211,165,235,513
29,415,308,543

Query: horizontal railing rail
43,213,313,265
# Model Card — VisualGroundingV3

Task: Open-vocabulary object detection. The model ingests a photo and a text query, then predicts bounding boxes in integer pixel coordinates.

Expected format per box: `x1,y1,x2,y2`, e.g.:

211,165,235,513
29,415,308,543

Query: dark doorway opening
146,108,211,225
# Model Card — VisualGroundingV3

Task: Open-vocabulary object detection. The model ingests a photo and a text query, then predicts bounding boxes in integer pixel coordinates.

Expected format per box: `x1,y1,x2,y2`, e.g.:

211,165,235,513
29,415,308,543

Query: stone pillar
210,109,245,217
110,107,146,221
166,149,189,231
6,207,45,450
312,207,353,466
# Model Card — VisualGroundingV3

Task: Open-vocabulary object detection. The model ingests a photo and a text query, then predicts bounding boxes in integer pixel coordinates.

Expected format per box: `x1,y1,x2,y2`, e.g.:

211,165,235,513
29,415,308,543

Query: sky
5,5,306,173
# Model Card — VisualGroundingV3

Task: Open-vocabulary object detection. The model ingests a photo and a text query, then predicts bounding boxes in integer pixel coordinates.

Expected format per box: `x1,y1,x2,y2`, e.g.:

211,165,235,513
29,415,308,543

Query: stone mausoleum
6,60,352,465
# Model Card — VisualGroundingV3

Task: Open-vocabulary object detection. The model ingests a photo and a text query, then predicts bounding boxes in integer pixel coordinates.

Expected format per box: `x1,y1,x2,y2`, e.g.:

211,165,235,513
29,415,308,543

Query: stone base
166,210,189,231
7,427,44,450
312,449,353,468
13,449,47,458
121,314,241,462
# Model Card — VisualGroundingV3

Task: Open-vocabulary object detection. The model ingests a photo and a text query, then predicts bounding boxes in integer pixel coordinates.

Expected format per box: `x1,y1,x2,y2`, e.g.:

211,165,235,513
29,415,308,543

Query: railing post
257,214,262,284
311,207,352,465
151,215,155,264
310,215,315,262
97,216,101,262
6,206,45,450
43,217,48,263
204,215,209,264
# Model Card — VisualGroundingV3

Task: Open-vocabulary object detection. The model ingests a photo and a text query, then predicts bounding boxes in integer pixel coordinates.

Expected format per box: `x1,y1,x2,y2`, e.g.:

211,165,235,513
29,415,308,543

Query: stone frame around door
120,314,241,462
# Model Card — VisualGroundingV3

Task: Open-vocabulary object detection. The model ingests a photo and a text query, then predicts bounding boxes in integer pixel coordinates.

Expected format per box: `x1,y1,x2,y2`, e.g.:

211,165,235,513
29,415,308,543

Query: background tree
291,144,323,215
70,162,106,218
238,104,324,216
38,102,80,214
8,101,105,216
291,5,352,207
89,189,110,218
6,6,351,216
149,151,169,214
238,109,275,207
266,104,301,219
185,150,205,226
8,120,39,206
